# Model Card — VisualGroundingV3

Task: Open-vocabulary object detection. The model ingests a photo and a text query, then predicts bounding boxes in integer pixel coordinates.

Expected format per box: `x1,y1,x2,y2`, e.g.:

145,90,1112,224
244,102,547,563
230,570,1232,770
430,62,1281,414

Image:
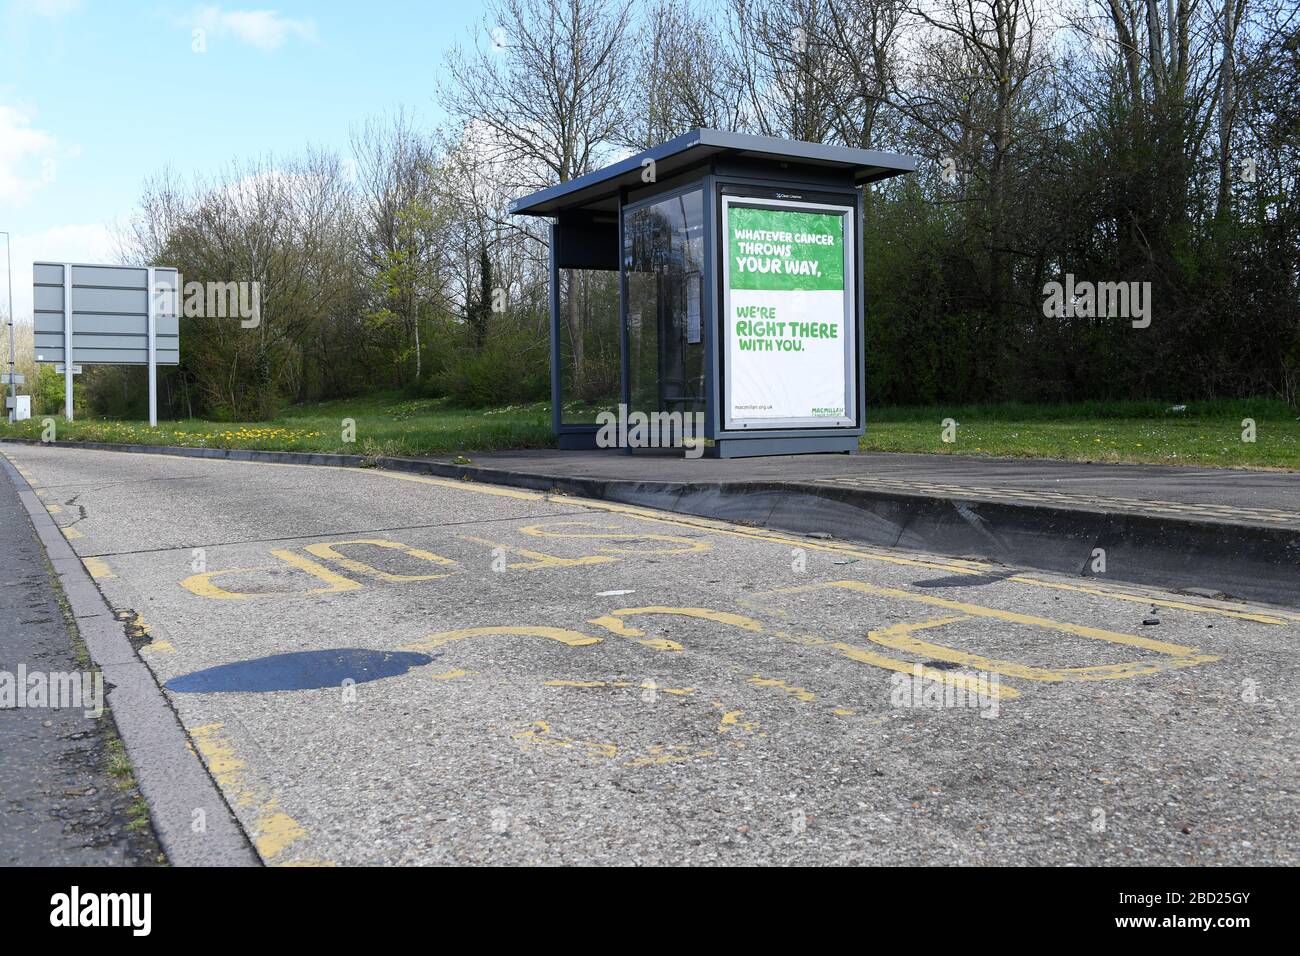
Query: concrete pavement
461,449,1300,523
3,443,1297,865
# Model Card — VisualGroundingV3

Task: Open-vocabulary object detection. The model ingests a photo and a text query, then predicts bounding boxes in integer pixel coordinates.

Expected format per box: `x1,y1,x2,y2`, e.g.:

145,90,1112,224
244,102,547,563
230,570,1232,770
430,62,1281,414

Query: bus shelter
510,129,915,458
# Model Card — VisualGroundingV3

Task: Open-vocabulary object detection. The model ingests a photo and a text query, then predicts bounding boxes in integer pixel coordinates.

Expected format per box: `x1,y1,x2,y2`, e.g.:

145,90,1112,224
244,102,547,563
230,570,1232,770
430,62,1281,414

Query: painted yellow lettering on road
401,626,602,653
765,581,1219,683
519,520,712,555
458,533,618,570
868,617,1217,681
832,640,1020,699
181,550,364,600
588,606,763,653
559,496,1295,625
304,538,457,582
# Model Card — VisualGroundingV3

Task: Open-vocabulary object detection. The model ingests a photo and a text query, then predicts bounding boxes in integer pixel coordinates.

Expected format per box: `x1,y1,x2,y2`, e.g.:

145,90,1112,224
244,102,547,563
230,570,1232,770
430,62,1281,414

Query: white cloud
0,104,59,205
187,6,318,52
2,224,115,324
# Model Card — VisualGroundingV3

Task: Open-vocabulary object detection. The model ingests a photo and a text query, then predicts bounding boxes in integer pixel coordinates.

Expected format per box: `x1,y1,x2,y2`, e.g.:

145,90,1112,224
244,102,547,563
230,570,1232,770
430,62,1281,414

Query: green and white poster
724,199,855,428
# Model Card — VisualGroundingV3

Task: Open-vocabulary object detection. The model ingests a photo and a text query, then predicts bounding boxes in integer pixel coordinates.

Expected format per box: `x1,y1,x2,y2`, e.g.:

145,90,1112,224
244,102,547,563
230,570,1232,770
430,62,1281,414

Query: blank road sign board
33,262,179,365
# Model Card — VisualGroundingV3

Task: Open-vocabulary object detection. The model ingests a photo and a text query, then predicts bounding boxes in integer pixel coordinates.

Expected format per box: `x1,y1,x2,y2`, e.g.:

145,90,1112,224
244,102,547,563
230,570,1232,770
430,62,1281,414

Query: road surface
3,443,1296,865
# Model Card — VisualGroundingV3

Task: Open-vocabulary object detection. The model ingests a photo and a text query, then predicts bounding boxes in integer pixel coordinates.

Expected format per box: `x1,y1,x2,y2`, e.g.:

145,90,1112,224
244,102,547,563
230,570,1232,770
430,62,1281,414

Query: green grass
1,392,556,459
862,398,1300,470
3,393,1297,470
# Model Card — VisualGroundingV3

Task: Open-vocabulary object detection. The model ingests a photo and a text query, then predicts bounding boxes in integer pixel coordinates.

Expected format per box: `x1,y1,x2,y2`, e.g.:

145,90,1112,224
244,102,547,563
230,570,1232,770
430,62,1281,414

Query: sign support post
3,231,13,423
63,262,74,421
147,266,157,428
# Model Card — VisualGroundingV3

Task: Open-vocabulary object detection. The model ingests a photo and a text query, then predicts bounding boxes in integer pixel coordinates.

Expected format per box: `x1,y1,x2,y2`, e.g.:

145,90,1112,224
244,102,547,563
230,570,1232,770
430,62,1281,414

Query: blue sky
0,0,488,321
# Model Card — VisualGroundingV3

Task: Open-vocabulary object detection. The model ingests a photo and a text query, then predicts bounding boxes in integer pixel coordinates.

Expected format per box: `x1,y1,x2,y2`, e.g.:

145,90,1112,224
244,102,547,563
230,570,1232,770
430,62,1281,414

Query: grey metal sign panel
73,287,149,313
71,265,148,289
34,285,64,311
35,346,180,366
36,313,180,337
33,262,179,367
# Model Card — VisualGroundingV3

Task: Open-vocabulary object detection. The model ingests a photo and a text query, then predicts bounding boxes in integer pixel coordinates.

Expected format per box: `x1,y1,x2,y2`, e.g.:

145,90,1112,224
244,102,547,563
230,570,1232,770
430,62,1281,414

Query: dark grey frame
705,176,865,458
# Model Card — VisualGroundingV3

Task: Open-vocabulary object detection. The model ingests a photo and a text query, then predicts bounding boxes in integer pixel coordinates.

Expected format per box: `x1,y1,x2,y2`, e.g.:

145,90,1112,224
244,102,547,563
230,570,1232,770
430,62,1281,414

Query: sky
0,0,489,324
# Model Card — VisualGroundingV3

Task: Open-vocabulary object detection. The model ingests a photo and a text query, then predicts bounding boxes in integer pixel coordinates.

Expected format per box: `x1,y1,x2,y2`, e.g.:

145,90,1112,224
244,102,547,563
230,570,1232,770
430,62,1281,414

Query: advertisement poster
724,199,854,428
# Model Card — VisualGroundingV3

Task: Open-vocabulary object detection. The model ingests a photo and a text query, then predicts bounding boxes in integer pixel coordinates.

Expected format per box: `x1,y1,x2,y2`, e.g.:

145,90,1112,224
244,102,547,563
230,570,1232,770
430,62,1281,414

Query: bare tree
442,0,634,188
442,0,634,393
729,0,841,141
621,0,748,149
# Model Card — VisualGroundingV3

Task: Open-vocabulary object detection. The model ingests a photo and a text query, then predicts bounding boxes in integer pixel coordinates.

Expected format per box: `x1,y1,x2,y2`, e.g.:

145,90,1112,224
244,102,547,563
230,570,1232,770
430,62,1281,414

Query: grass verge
3,394,1297,470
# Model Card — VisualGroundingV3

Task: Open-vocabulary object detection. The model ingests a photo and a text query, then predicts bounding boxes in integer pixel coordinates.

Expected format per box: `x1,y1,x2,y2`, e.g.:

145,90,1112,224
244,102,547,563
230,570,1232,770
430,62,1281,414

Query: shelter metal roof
509,128,916,217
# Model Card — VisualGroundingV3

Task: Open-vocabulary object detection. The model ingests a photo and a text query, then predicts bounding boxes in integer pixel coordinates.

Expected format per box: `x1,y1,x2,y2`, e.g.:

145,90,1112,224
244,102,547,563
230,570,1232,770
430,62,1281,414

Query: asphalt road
3,443,1296,865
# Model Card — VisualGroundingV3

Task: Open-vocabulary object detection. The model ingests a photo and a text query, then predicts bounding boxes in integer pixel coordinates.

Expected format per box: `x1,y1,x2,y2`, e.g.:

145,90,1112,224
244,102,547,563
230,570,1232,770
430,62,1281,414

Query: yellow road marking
303,538,457,582
718,709,760,733
1001,575,1290,625
868,616,1216,681
189,722,309,864
757,581,1219,684
401,625,602,653
430,668,470,680
803,580,1211,657
181,565,273,599
46,503,61,514
518,520,712,555
375,469,562,501
82,556,114,580
748,675,816,702
832,641,1020,698
512,719,618,760
592,603,1025,697
586,614,683,651
588,606,763,654
270,549,366,593
181,551,366,600
513,719,719,767
128,612,151,639
62,525,82,540
70,450,1286,624
457,533,618,569
554,496,1295,625
40,449,1287,627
